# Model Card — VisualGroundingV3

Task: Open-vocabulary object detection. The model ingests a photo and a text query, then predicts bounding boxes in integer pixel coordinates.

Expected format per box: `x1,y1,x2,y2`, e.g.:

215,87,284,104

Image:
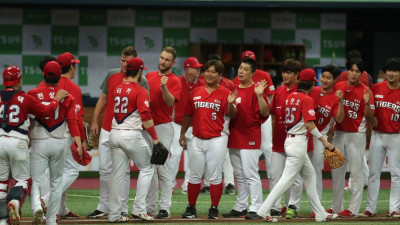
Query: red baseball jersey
285,91,316,135
333,81,375,132
28,85,79,139
174,75,205,125
0,89,60,141
111,81,151,130
371,81,400,133
308,87,339,134
185,85,230,139
270,84,297,152
233,69,275,96
101,72,127,131
228,84,268,149
147,71,181,125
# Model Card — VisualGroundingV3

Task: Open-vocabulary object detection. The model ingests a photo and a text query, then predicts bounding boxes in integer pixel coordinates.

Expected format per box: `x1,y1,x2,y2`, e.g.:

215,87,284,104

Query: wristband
146,126,158,141
310,127,322,139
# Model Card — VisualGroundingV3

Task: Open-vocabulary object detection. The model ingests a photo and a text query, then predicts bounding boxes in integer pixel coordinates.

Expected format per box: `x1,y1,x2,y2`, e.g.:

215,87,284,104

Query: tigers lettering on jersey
194,101,221,112
374,101,400,113
343,99,360,111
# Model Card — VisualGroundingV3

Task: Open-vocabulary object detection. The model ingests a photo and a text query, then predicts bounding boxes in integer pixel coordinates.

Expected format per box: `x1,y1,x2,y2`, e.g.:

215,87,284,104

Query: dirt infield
18,214,397,224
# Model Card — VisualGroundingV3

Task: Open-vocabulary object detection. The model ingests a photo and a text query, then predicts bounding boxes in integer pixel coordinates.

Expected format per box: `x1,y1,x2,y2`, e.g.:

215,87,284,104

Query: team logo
75,104,81,113
144,100,149,108
308,109,315,116
235,97,241,104
214,99,221,104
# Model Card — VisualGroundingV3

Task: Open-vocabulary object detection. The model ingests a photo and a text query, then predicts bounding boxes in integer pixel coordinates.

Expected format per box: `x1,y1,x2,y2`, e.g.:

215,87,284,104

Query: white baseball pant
269,151,303,211
229,149,263,212
257,135,329,222
96,129,130,213
189,135,228,185
331,131,366,215
203,150,235,187
260,117,272,180
30,138,66,225
108,130,154,221
146,122,173,214
365,131,400,214
347,155,369,188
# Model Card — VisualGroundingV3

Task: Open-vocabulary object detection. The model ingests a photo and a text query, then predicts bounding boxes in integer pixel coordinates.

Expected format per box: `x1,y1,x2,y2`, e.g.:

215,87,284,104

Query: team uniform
146,71,181,216
234,69,275,179
227,83,268,215
269,84,303,213
308,87,340,202
28,84,79,225
363,81,400,216
183,85,231,217
330,81,375,216
108,81,155,222
169,75,204,193
0,87,60,225
38,77,85,218
257,91,331,222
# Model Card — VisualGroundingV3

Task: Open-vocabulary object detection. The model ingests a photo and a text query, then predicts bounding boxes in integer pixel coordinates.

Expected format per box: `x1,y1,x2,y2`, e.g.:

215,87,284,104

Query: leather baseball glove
83,121,94,148
150,142,169,165
71,143,92,166
323,147,346,169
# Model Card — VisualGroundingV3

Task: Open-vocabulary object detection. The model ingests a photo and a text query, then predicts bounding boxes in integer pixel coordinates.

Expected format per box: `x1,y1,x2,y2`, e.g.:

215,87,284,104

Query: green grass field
20,188,399,224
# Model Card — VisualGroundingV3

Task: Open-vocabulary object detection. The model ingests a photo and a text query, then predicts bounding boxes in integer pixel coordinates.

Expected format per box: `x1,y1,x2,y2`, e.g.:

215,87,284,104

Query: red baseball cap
241,50,256,60
126,57,148,70
3,65,22,87
299,68,318,82
184,57,203,69
57,52,80,67
43,61,61,78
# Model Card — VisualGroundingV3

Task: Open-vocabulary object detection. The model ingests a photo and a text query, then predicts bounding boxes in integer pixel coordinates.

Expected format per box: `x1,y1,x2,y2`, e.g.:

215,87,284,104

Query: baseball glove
83,121,94,148
150,142,169,165
323,147,346,169
71,143,92,166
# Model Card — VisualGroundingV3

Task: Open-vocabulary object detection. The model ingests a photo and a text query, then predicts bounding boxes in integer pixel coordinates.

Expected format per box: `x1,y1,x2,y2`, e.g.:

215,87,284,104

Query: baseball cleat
32,209,44,225
270,209,282,218
135,213,154,221
200,186,210,193
338,209,356,217
86,209,106,218
109,215,128,223
285,205,297,219
281,206,287,216
324,213,338,221
156,210,169,219
344,185,351,191
222,209,247,218
207,205,219,219
359,210,376,217
225,184,235,195
325,208,335,214
391,211,400,218
7,201,20,225
264,216,278,222
60,211,79,219
182,204,197,218
120,212,128,217
245,211,259,219
311,212,316,218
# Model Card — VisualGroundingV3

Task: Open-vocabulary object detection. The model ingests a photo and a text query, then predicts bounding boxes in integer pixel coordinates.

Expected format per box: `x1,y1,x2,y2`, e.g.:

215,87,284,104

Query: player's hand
227,90,238,104
83,140,91,151
363,89,371,103
323,142,335,151
179,135,187,150
254,79,268,97
91,122,99,138
161,74,168,87
335,90,343,101
371,116,378,128
76,142,83,158
54,89,68,101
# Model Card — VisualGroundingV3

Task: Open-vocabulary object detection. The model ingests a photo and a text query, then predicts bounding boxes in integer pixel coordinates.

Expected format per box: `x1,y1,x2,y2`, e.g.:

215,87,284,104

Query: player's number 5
211,112,217,121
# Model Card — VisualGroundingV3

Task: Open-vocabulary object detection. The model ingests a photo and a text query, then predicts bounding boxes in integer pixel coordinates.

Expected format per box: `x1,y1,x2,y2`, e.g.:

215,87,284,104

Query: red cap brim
74,59,80,64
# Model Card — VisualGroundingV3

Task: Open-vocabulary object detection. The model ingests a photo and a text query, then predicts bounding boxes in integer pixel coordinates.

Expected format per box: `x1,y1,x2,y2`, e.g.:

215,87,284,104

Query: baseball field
17,186,399,224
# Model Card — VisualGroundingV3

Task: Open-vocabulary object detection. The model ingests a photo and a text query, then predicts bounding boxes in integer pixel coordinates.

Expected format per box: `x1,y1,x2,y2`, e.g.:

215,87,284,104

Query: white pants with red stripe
258,135,328,222
365,131,400,214
331,131,366,215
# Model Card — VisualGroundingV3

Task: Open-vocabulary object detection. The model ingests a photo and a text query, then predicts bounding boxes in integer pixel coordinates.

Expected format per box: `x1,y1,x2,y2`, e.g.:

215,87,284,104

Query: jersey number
391,114,399,122
285,107,297,124
348,110,357,119
211,112,217,121
42,102,59,120
114,96,128,113
317,117,324,125
0,104,20,123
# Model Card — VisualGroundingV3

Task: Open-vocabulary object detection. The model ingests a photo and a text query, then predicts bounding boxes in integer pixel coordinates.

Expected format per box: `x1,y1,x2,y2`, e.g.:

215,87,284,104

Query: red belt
287,134,296,138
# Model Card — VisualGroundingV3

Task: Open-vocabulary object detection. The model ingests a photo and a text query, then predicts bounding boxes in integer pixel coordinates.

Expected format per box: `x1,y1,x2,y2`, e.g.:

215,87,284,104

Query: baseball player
180,60,237,219
108,57,156,222
89,46,138,218
145,47,181,218
169,57,204,194
0,66,66,225
328,57,375,217
28,61,82,225
38,52,86,219
233,51,275,181
360,57,400,218
222,58,269,219
307,66,344,217
268,59,304,218
257,68,338,223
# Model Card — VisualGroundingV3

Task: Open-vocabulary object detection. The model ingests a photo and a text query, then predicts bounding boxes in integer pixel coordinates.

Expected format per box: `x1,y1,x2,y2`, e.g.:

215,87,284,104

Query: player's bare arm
54,89,69,101
227,90,238,118
143,119,160,144
255,79,270,118
179,115,193,149
335,90,345,123
91,93,107,138
306,120,334,150
363,89,374,124
160,75,175,106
